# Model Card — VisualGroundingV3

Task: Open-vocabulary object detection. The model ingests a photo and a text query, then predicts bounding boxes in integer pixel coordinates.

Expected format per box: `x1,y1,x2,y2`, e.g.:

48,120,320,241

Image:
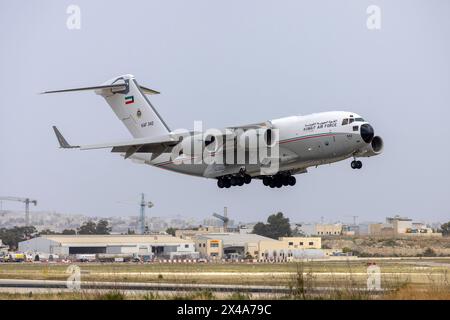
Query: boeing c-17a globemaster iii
43,74,383,189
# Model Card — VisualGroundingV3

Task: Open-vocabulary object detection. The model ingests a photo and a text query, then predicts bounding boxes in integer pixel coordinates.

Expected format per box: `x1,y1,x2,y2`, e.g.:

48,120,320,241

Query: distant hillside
0,210,199,233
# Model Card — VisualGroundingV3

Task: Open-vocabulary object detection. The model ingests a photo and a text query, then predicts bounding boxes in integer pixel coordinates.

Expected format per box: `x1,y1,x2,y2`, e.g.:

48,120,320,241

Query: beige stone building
175,226,225,240
194,233,323,261
369,216,441,237
256,237,322,261
315,224,343,236
368,223,396,237
300,223,343,236
195,237,224,259
195,233,275,260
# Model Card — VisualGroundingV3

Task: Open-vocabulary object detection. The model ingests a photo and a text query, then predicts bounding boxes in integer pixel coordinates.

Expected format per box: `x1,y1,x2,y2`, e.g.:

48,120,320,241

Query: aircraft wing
202,121,272,143
52,126,181,159
226,121,271,131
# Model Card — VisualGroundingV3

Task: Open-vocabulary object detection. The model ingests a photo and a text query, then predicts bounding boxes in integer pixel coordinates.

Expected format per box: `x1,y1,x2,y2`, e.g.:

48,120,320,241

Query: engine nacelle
175,133,222,157
356,136,384,157
175,134,201,157
204,134,220,153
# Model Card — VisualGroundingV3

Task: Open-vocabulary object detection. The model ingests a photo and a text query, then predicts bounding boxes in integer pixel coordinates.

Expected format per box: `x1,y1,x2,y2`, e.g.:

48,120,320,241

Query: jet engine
175,133,225,157
357,136,384,157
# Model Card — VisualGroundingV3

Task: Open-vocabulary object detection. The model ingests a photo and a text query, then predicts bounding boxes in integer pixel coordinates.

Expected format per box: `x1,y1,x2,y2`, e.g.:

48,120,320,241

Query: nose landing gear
351,160,362,169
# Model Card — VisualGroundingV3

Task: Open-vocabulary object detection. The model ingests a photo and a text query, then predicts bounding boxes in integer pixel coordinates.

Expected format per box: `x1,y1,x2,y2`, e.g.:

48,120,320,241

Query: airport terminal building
18,234,197,259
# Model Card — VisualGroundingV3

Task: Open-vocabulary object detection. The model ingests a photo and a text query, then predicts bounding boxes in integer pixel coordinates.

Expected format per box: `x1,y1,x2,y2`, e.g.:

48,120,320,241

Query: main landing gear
217,174,252,188
262,174,296,188
351,160,362,169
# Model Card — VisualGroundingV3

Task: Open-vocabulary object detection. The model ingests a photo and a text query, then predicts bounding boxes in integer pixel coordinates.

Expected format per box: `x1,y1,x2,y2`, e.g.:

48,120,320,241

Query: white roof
39,234,192,245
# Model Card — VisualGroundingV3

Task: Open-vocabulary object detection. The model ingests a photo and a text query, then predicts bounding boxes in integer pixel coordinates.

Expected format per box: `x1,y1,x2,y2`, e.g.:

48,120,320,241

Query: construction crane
0,196,37,226
117,194,154,234
139,193,154,235
345,215,359,226
212,207,229,232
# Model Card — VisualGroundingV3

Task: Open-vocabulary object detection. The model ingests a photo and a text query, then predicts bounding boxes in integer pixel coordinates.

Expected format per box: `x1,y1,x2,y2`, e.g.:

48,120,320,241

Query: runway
0,278,386,294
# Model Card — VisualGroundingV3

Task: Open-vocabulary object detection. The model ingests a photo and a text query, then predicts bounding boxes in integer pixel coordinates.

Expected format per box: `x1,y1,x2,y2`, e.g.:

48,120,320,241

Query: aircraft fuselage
130,111,383,186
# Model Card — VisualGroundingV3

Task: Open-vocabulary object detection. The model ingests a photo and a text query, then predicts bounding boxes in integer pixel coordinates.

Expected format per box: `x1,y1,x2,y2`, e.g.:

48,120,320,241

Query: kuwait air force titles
44,74,383,189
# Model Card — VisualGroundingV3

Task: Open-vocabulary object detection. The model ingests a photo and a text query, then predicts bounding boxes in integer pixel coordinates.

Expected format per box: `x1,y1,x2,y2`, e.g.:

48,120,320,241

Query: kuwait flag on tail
125,96,134,104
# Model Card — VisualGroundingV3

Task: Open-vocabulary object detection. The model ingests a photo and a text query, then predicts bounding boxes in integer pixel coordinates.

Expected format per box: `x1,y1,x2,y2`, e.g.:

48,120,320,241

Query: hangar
18,234,196,259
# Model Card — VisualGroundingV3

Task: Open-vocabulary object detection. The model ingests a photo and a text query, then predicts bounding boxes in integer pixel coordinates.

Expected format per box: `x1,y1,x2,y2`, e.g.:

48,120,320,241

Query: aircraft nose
360,123,374,143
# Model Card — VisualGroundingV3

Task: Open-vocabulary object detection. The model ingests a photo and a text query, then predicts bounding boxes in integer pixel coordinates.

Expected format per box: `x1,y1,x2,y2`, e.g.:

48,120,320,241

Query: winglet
52,126,79,149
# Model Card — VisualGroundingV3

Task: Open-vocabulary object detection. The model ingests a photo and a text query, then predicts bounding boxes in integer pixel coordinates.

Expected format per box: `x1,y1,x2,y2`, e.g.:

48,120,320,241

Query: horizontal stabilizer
42,84,127,94
51,124,182,159
52,126,79,148
41,84,159,95
139,85,160,95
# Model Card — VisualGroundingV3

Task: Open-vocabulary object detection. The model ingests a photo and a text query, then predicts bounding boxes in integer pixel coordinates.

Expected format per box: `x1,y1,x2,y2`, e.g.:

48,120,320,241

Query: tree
252,222,268,237
252,212,292,239
291,225,306,237
61,229,76,235
95,219,111,235
39,229,57,235
439,222,450,236
77,220,111,235
77,221,97,235
127,228,135,235
0,226,38,250
166,227,176,236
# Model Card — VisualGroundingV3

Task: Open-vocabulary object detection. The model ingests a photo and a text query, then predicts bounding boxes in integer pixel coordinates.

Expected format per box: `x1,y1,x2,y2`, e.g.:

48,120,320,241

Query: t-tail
42,74,170,138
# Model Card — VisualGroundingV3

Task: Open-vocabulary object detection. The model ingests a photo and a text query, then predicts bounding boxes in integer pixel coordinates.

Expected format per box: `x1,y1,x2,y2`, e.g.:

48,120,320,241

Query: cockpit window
342,117,364,125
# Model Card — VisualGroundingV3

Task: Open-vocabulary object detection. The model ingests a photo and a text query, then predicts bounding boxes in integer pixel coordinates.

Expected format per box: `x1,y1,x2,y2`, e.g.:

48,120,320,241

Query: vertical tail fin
98,74,170,138
42,74,170,138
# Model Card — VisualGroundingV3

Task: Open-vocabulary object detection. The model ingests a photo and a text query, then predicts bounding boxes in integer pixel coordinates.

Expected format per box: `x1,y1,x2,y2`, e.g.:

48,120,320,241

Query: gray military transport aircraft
44,74,383,189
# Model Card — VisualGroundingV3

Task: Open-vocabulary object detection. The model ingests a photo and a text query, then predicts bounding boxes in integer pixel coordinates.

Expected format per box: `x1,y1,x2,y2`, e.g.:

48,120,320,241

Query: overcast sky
1,0,449,224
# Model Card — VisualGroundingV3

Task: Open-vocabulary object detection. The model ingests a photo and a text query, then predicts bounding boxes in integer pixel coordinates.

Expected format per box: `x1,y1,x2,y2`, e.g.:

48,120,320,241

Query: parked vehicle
75,254,96,262
97,253,134,263
7,253,26,262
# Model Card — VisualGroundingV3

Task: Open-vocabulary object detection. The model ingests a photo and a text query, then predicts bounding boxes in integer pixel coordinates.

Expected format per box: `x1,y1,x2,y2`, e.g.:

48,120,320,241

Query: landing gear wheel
230,176,238,186
275,178,283,188
351,160,362,169
237,177,244,186
288,176,296,186
217,179,224,188
243,174,252,184
282,176,289,186
263,177,271,186
269,180,276,188
223,178,231,188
